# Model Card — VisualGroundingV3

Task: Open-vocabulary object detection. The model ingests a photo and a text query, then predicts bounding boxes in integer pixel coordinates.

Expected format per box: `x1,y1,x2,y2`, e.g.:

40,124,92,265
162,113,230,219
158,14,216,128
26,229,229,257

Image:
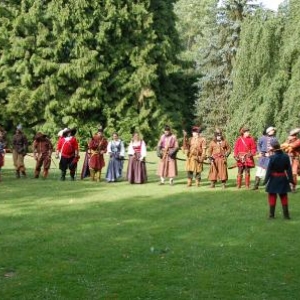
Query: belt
271,172,286,177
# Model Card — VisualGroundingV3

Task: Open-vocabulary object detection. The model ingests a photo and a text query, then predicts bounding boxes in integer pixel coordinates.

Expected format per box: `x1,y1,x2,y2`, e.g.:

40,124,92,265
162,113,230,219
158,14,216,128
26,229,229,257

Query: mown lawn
0,152,299,299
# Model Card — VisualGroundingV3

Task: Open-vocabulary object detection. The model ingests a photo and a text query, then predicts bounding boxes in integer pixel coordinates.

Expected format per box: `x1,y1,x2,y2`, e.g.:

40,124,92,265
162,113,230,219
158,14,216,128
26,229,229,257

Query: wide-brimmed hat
289,128,300,136
58,128,68,137
266,126,276,135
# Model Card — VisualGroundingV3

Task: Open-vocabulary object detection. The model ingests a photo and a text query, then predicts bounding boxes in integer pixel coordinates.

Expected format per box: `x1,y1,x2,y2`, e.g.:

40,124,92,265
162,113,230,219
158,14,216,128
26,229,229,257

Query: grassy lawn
0,152,300,299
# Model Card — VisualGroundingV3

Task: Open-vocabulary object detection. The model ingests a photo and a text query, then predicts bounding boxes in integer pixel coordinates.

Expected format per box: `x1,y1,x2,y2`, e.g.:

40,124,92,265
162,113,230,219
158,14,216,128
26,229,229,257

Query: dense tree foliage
0,0,188,146
1,0,300,147
227,0,300,143
194,0,257,137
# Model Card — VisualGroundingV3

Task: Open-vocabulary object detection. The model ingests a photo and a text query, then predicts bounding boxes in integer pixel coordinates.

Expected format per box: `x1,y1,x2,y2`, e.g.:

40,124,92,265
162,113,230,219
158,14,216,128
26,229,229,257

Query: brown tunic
157,134,178,178
207,139,231,181
182,136,206,173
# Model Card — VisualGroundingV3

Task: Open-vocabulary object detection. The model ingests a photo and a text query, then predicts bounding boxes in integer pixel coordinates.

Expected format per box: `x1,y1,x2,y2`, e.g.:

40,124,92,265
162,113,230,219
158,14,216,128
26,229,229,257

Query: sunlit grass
0,152,299,299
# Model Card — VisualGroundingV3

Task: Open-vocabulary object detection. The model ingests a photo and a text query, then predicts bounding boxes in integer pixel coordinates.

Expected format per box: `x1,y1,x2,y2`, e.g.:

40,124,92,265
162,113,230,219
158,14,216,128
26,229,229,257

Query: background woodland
0,0,299,146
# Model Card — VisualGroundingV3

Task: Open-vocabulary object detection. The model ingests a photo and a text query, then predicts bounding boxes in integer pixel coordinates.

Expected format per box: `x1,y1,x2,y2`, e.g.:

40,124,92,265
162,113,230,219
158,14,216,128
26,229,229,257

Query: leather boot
252,176,260,190
282,205,290,220
210,181,216,188
195,178,200,187
60,171,66,181
90,169,95,181
96,171,101,182
43,169,49,179
34,170,40,179
245,174,251,189
16,170,20,178
187,178,192,187
237,175,242,188
269,205,275,219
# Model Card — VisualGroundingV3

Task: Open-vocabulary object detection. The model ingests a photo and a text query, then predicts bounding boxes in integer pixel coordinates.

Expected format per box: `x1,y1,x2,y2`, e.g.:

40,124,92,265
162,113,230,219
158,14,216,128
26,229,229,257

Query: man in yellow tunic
182,126,207,187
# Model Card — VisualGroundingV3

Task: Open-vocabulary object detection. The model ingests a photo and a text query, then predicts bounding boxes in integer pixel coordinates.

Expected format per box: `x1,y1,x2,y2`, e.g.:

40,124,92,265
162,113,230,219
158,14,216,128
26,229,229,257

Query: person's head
164,125,171,136
240,127,250,137
266,126,276,137
132,132,140,141
16,124,22,134
97,128,104,138
214,129,223,141
35,132,46,141
192,126,199,137
289,128,300,139
270,139,280,151
112,132,119,140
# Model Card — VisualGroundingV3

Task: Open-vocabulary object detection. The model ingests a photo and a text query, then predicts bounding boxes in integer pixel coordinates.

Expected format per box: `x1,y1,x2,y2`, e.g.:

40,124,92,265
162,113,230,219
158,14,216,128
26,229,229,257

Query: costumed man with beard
182,126,206,187
32,132,53,179
263,140,294,219
207,129,231,189
233,127,256,189
157,125,179,186
253,126,278,190
12,124,28,178
0,128,7,182
87,128,108,182
55,128,79,181
281,128,300,192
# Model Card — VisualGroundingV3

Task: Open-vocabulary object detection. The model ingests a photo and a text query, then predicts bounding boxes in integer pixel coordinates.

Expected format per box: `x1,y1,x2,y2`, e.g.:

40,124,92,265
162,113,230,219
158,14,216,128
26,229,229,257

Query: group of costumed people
0,123,300,219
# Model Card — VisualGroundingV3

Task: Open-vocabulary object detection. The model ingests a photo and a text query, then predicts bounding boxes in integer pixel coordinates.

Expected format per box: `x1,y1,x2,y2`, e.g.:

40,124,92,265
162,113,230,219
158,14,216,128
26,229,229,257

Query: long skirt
106,157,123,182
127,154,147,184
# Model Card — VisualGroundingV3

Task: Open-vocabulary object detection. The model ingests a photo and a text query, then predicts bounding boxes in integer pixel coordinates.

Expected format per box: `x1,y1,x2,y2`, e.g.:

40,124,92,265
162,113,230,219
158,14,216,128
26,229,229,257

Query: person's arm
140,141,147,160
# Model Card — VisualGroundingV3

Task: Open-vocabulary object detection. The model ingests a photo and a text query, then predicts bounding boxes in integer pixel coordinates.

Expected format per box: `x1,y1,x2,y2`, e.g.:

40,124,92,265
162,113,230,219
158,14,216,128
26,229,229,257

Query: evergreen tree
0,0,186,146
194,0,257,138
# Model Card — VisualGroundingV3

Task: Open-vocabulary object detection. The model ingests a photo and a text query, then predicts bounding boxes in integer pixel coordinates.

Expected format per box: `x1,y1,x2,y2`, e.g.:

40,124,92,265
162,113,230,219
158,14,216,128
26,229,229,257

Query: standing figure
253,126,278,190
33,132,53,179
12,124,28,178
127,132,147,184
157,125,179,185
263,140,294,219
55,128,79,181
207,129,231,188
182,126,206,187
233,127,256,188
106,132,125,182
281,128,300,192
88,129,108,182
0,129,7,182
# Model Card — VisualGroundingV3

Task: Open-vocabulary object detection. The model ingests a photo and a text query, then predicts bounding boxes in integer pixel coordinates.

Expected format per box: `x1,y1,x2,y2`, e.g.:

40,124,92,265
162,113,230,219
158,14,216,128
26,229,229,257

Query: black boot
60,171,66,181
252,176,260,190
269,205,275,219
16,170,20,178
282,205,290,220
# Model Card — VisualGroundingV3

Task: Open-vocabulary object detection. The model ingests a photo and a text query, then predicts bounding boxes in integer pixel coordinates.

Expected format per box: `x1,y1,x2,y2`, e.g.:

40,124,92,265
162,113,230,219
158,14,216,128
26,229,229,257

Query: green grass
0,152,300,299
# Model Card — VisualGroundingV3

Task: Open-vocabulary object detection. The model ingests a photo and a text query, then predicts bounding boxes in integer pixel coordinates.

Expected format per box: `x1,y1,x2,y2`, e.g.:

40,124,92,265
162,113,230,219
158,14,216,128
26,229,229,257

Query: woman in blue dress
105,132,125,182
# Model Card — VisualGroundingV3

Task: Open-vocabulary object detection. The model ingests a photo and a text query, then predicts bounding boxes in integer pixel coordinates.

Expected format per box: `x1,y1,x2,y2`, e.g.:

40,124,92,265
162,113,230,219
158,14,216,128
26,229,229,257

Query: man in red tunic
55,128,79,181
87,129,108,182
233,127,256,188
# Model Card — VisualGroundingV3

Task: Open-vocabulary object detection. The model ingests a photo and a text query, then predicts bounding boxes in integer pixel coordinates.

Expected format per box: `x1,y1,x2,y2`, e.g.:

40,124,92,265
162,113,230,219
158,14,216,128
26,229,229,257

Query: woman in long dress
105,132,125,182
126,132,147,184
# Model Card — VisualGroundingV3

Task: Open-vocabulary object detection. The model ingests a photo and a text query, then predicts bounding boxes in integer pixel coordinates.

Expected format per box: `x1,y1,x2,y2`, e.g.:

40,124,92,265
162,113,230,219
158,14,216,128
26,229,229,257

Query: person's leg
280,194,290,219
268,193,277,218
